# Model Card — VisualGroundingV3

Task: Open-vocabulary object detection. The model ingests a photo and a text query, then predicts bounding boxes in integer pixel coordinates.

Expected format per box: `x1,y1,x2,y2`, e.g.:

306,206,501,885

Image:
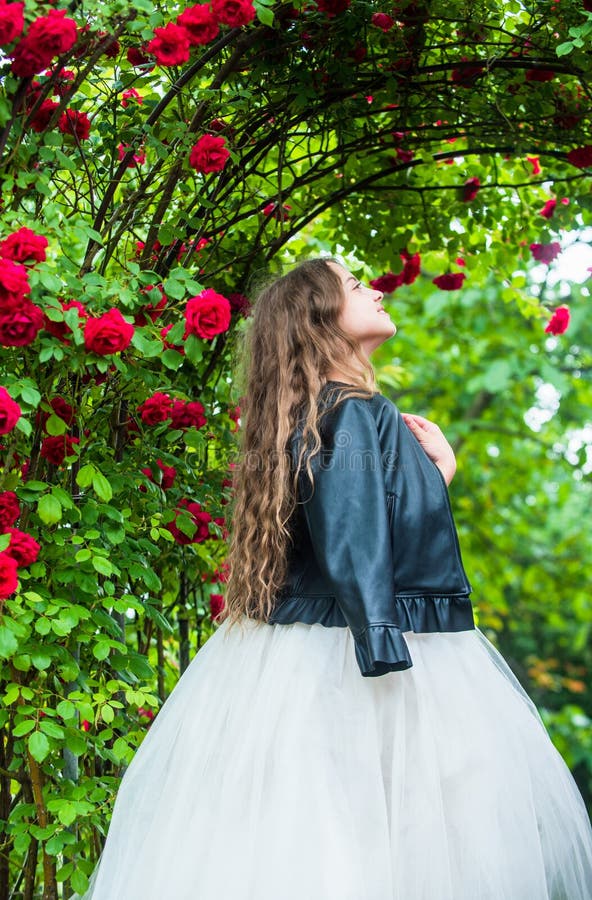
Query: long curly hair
219,257,380,633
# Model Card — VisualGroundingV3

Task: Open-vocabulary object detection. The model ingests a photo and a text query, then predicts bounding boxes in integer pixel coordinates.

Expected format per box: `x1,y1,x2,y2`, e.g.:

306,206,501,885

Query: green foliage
1,0,592,895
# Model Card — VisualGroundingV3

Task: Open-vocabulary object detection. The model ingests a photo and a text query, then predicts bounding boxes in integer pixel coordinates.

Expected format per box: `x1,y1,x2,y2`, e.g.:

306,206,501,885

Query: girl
75,257,592,899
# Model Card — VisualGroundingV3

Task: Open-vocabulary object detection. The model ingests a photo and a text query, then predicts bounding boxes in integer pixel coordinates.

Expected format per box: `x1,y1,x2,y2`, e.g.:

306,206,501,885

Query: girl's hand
401,413,457,485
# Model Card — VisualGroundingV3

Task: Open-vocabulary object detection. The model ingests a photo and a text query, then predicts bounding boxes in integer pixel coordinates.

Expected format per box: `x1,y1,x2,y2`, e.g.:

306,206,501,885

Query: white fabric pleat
71,617,592,900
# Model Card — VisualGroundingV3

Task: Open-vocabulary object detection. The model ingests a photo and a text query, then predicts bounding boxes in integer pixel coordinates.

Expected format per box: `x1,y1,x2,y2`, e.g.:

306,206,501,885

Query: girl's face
328,262,397,357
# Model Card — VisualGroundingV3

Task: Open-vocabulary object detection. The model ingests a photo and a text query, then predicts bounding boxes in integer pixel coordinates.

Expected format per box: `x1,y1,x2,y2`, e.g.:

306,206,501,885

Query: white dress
72,615,592,900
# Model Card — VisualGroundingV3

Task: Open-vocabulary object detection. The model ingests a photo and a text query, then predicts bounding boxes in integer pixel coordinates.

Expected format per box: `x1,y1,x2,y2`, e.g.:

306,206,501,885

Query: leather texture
267,382,476,677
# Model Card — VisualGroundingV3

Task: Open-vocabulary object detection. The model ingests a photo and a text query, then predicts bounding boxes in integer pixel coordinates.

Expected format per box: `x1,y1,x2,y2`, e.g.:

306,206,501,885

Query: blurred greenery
1,0,592,894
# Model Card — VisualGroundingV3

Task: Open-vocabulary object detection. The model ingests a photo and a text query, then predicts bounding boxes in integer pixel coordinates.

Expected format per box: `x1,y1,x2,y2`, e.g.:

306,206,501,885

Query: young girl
75,257,592,899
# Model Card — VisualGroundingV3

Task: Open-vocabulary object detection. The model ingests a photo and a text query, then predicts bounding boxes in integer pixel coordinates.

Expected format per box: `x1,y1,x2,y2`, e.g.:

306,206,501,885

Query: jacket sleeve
298,397,413,677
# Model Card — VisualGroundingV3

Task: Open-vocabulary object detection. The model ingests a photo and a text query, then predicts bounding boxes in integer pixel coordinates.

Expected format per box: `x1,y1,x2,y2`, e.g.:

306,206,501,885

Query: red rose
59,109,91,141
177,4,219,45
40,434,79,466
525,69,555,82
0,1,25,46
370,250,420,294
2,528,40,567
450,60,484,87
10,8,77,77
0,258,30,305
127,45,154,69
37,397,75,430
0,227,48,264
134,285,167,325
121,88,142,107
167,499,212,545
370,272,404,293
400,250,421,284
147,22,191,67
461,176,480,202
209,592,225,619
160,323,186,354
227,405,240,432
530,242,561,264
349,42,367,63
0,387,21,434
432,272,466,290
0,491,20,529
118,143,146,167
97,31,120,58
170,399,207,429
540,199,557,219
27,98,60,132
43,299,88,343
211,0,256,26
526,156,541,175
50,66,75,98
84,308,135,354
0,301,44,346
189,134,230,174
228,292,251,316
140,458,177,491
10,42,52,77
567,146,592,169
27,8,77,55
544,305,570,335
137,392,173,425
262,201,291,221
314,0,350,15
0,552,18,600
395,147,414,164
184,288,231,339
371,12,394,31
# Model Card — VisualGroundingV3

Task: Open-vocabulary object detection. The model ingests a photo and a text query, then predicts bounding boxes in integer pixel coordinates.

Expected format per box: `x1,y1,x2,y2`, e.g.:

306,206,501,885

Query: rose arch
1,0,592,895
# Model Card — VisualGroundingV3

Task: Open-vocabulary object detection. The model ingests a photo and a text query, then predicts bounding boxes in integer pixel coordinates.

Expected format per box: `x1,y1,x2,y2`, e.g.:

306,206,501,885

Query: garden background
1,0,592,896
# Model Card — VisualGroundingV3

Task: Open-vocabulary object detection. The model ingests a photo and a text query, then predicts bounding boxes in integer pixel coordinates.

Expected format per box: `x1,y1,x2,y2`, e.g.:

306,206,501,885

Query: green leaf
15,417,32,437
57,699,76,720
20,384,41,406
28,731,50,763
76,464,96,488
184,334,203,365
161,349,185,370
58,802,77,826
51,486,74,509
45,414,68,436
92,471,113,502
71,868,89,894
556,41,574,57
31,651,53,670
255,2,274,25
93,641,111,660
92,556,114,576
0,626,19,659
13,719,36,737
37,494,62,525
65,730,87,755
40,719,65,739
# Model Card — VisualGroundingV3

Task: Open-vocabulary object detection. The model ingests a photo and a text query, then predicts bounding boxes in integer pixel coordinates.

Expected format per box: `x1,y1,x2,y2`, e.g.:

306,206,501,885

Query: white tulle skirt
72,617,592,900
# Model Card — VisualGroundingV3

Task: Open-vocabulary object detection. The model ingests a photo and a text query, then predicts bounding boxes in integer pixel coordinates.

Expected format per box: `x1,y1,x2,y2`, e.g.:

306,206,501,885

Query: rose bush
1,0,592,895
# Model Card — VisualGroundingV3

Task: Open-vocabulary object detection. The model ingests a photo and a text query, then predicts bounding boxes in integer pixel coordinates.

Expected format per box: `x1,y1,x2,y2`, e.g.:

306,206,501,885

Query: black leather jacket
268,381,475,677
